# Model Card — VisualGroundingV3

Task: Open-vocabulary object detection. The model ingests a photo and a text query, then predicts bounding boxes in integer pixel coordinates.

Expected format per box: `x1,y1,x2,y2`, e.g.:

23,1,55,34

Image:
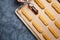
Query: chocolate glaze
57,0,60,3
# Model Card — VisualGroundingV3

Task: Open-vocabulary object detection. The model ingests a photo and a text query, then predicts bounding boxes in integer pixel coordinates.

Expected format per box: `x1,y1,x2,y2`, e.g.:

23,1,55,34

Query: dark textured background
0,0,36,40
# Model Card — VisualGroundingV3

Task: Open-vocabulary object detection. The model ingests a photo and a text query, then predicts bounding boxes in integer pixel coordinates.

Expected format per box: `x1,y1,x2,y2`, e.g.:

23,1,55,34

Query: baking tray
15,0,60,40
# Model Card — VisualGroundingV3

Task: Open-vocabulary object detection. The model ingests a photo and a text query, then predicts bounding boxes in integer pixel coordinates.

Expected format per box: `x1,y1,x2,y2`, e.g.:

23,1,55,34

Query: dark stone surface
0,0,36,40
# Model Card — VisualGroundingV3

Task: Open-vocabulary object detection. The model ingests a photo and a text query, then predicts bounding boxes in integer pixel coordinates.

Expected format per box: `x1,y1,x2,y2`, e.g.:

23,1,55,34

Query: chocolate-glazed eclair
28,3,38,15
